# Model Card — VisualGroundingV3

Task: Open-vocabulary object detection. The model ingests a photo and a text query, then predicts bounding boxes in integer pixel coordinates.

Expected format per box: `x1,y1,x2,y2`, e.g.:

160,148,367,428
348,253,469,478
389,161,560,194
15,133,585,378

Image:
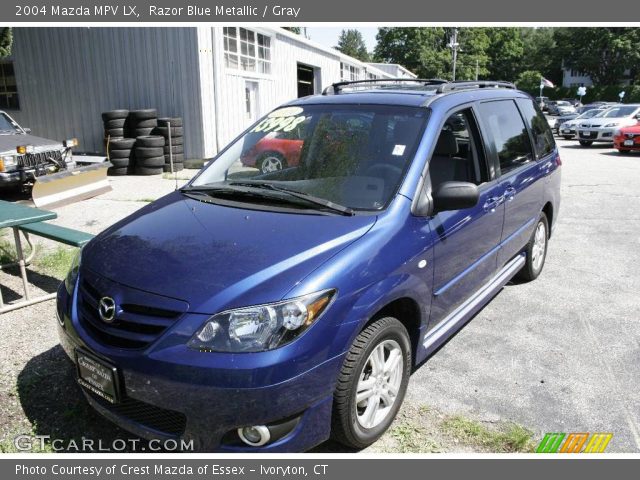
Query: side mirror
635,113,640,120
432,181,479,212
22,127,31,134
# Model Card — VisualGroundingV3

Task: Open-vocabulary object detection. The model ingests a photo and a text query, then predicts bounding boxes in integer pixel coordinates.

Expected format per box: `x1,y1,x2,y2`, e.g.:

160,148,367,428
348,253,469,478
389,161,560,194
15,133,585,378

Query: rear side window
516,98,556,158
478,100,533,175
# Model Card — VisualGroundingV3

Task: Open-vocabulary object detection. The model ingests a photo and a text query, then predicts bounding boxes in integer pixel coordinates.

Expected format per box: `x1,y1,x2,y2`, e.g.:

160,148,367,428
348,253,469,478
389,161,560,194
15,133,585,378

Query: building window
0,61,19,110
224,27,271,74
340,62,360,82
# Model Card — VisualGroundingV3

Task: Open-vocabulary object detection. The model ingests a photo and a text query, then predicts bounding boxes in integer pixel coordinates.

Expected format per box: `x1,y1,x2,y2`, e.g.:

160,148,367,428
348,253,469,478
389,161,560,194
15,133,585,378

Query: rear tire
516,212,549,282
331,317,411,449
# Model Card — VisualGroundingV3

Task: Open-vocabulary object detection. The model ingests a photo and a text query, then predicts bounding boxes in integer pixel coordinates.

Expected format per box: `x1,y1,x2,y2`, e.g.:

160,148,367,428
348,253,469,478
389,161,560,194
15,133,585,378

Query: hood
0,132,63,154
620,123,640,133
83,191,377,313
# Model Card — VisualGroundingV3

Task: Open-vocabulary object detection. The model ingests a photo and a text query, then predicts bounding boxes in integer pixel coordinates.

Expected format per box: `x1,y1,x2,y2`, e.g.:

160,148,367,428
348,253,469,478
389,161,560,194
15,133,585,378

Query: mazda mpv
57,79,561,451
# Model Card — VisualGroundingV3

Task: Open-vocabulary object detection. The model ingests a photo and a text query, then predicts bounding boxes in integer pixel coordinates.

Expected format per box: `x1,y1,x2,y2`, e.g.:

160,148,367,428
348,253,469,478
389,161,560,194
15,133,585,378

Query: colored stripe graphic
560,433,589,453
536,433,566,453
584,433,613,453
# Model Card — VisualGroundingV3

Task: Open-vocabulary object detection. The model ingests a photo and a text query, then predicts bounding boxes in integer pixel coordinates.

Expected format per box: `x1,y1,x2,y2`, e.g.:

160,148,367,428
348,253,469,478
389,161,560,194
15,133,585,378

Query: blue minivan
57,80,561,452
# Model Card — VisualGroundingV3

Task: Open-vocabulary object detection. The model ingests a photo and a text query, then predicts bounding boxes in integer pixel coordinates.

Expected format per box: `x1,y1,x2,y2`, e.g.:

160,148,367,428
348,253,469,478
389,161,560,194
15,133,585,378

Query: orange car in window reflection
240,133,304,173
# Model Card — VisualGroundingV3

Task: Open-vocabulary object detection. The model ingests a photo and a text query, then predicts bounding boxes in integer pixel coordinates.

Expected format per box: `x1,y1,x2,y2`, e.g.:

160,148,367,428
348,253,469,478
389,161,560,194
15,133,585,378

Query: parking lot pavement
401,139,640,452
1,142,639,452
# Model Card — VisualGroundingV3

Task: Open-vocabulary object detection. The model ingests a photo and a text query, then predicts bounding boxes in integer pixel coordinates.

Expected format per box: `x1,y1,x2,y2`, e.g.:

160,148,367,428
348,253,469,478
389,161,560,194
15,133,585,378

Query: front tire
331,317,411,449
563,135,573,140
517,212,549,282
579,140,593,147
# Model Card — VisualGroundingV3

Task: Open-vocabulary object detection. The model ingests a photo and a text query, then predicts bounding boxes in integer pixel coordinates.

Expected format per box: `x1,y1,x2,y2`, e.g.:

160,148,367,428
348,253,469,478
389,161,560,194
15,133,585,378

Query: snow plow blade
31,162,112,209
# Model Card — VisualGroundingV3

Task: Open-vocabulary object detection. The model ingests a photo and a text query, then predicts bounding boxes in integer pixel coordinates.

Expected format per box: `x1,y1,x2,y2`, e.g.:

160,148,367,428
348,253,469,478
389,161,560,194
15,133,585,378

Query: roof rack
322,78,448,95
436,80,516,93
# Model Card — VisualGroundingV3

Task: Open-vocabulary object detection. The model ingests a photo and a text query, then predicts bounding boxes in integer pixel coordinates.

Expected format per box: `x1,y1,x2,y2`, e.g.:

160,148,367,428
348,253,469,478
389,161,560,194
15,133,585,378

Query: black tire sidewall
334,318,411,448
518,212,549,281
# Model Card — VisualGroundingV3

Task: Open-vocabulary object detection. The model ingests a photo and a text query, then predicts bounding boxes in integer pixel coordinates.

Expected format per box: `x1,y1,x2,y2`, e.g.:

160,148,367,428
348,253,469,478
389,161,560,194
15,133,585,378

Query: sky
304,27,379,53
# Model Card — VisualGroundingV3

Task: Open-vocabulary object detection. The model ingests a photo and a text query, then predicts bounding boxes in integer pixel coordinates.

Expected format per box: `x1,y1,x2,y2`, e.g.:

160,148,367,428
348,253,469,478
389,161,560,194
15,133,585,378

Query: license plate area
75,348,121,404
624,139,635,146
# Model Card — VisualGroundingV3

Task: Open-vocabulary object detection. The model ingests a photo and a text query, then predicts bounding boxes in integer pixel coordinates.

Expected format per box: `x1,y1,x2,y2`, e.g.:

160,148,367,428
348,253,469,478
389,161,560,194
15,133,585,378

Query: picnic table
1,200,59,313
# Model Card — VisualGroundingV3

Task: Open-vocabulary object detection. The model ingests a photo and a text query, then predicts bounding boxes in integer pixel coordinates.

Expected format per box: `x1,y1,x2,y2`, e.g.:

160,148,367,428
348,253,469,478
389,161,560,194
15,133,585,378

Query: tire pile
157,117,184,172
101,109,185,176
102,109,128,140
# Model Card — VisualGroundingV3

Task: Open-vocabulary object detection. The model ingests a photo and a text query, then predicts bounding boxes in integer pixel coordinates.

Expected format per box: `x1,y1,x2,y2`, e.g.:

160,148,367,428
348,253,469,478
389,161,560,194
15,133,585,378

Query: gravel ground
1,142,639,452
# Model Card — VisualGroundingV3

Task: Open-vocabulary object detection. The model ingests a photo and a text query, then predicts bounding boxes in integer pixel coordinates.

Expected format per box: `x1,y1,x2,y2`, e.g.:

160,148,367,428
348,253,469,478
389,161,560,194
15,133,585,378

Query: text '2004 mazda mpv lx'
57,79,561,452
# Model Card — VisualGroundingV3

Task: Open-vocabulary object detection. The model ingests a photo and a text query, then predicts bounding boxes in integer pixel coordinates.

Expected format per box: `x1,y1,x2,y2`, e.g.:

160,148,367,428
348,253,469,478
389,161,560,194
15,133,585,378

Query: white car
559,109,606,139
577,105,640,146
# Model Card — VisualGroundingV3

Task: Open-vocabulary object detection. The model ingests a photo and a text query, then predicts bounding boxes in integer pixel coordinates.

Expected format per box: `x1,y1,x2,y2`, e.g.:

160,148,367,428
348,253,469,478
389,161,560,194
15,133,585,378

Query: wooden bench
18,222,94,247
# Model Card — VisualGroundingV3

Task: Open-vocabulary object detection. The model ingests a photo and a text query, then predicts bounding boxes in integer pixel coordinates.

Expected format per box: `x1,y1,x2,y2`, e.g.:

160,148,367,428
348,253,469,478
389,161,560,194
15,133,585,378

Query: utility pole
475,57,479,81
448,28,459,81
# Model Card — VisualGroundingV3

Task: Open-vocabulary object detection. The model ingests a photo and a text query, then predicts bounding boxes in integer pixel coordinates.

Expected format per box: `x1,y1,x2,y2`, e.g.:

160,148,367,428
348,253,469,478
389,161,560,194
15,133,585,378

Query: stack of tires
127,109,158,138
156,117,184,172
107,138,136,176
134,135,165,176
102,109,129,140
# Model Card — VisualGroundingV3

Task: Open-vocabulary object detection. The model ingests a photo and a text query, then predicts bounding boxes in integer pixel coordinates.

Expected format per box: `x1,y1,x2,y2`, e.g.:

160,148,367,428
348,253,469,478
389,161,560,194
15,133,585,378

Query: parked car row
553,103,640,153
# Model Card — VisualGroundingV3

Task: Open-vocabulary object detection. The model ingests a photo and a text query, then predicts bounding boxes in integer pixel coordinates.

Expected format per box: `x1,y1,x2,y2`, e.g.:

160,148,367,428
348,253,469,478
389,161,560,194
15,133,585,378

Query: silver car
559,109,606,139
577,105,640,146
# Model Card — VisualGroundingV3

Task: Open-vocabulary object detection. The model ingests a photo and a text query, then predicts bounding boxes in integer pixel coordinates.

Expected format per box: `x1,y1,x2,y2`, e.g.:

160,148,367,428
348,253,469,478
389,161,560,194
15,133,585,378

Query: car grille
77,279,181,349
17,150,63,168
625,133,639,139
90,392,187,437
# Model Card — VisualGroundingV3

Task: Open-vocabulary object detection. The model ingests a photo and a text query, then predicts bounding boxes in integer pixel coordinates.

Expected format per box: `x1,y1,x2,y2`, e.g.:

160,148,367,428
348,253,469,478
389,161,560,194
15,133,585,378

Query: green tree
485,28,525,82
454,28,490,80
335,29,370,62
519,28,561,85
553,27,640,85
282,27,301,35
516,70,543,93
0,28,12,58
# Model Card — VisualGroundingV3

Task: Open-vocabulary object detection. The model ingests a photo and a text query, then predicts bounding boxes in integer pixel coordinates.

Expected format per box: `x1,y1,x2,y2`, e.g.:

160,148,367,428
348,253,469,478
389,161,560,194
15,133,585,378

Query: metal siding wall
11,27,205,159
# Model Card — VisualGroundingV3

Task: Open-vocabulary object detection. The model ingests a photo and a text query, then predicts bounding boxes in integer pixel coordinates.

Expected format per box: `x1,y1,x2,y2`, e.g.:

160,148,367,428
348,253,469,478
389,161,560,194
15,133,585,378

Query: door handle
483,196,502,213
539,161,552,174
504,186,516,202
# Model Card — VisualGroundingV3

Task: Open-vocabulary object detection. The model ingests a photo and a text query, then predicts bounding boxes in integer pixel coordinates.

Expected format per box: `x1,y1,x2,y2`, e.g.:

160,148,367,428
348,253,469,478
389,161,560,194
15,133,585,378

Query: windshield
189,104,428,212
0,113,20,134
577,109,604,119
556,101,571,106
601,106,639,118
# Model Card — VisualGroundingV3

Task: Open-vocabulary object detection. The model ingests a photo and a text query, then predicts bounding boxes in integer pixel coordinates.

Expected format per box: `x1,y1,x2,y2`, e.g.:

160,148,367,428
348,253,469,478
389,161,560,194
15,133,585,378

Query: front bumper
614,135,640,150
56,283,344,452
0,160,77,186
577,128,616,143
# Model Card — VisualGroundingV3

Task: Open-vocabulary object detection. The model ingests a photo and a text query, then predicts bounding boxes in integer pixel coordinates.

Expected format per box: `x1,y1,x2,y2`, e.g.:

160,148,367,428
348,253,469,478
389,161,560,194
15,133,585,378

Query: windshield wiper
229,181,355,216
182,183,355,216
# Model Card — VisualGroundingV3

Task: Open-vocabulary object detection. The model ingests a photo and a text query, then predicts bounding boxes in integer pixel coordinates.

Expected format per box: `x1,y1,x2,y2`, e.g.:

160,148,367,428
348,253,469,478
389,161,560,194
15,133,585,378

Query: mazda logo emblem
98,297,116,323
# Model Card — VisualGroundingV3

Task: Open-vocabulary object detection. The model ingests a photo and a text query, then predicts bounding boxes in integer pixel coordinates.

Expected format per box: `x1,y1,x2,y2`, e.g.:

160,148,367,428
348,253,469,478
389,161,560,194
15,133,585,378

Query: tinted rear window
516,98,556,158
478,100,533,175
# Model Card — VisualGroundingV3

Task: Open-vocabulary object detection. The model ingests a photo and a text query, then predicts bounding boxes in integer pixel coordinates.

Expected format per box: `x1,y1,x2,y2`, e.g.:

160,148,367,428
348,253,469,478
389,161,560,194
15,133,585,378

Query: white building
562,66,632,88
367,63,417,79
4,27,413,161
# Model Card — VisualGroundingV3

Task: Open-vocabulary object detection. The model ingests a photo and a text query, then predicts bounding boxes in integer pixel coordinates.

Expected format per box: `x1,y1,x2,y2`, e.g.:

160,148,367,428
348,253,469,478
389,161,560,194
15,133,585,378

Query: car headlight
64,248,82,295
188,289,336,353
604,123,619,128
0,155,16,172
